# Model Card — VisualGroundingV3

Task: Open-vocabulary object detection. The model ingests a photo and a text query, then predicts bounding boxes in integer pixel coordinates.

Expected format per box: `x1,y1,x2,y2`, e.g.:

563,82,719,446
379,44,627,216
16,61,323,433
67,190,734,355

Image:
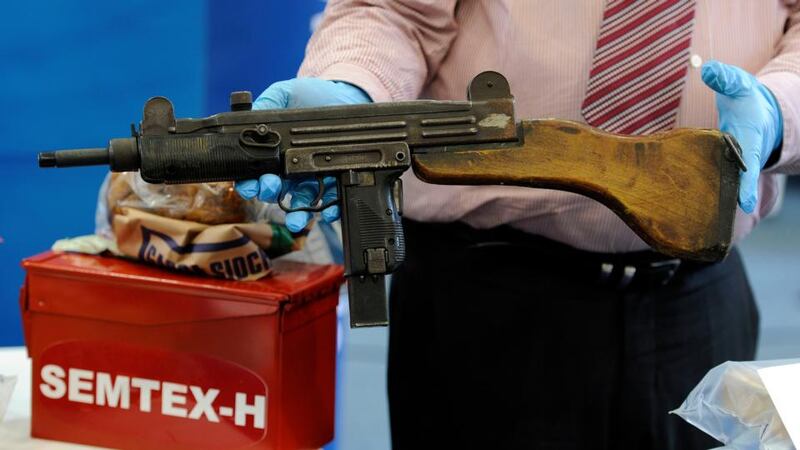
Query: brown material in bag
106,173,303,280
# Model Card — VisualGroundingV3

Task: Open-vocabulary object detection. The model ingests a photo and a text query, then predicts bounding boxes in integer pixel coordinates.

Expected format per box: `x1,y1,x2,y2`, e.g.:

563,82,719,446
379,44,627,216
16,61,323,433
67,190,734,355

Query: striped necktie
581,0,697,135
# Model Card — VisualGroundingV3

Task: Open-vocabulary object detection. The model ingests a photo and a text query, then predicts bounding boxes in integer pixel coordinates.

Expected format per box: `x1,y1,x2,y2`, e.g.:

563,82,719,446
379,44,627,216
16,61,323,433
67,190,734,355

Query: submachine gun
38,71,745,327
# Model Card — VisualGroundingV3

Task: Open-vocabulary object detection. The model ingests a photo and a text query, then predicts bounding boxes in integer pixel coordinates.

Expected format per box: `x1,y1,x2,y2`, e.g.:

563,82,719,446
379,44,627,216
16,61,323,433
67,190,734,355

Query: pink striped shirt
299,0,800,253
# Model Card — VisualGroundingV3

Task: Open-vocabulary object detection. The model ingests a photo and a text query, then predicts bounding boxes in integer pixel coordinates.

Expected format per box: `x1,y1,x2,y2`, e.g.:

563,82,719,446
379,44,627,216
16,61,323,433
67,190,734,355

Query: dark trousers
388,220,759,450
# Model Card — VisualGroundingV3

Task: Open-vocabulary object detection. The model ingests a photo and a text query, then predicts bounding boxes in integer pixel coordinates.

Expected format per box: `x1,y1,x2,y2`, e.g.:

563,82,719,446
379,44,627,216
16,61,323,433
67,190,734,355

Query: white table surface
0,347,100,449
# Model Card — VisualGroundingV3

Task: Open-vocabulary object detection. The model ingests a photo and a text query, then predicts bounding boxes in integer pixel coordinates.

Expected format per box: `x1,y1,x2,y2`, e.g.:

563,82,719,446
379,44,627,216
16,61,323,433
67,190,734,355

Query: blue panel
0,0,207,345
205,0,326,115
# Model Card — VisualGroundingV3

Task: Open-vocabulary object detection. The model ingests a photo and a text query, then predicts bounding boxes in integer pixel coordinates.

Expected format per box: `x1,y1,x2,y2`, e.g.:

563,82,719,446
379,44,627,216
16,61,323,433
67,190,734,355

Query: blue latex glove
235,78,372,231
701,60,783,214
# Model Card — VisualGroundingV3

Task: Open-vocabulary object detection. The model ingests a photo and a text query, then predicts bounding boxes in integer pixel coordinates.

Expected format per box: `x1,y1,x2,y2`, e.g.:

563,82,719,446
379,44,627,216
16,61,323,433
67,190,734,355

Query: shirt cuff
302,62,394,103
758,71,800,173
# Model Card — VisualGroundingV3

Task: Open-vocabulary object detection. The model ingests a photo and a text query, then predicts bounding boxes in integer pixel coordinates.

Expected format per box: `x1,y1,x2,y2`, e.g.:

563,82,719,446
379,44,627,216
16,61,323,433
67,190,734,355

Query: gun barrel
38,147,109,168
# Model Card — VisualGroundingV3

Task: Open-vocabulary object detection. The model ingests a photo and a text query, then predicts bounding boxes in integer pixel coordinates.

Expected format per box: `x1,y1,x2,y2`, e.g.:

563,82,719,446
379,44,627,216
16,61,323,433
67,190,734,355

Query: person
235,2,800,449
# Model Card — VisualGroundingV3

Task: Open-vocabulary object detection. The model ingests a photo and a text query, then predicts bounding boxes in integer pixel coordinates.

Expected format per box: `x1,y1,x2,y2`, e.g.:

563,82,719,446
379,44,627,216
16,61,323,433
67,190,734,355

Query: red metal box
19,251,343,450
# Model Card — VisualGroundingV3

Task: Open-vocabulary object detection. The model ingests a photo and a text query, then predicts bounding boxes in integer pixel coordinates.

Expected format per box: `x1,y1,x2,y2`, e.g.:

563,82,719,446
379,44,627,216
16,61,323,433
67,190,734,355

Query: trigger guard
277,177,339,213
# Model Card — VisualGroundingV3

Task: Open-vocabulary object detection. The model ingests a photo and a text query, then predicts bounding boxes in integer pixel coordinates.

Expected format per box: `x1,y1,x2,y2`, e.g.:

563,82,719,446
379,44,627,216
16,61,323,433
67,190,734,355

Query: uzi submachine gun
38,71,745,327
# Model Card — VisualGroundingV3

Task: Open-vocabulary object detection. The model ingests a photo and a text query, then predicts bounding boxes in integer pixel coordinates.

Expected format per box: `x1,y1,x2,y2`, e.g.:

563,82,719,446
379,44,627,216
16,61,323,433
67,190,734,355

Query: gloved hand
701,60,783,214
235,78,372,231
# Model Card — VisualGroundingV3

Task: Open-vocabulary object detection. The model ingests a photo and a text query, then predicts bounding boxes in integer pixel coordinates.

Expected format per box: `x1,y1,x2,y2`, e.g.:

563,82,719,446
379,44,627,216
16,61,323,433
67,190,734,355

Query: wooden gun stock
412,119,744,262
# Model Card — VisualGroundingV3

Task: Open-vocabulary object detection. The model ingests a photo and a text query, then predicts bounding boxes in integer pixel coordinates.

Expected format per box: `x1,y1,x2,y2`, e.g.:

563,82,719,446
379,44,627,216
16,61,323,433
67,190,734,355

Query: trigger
277,180,292,213
392,178,403,216
312,176,326,209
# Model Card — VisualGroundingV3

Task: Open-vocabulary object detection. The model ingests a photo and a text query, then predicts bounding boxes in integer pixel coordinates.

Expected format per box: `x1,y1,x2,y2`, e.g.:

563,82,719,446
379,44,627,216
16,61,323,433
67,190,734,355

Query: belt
403,219,714,291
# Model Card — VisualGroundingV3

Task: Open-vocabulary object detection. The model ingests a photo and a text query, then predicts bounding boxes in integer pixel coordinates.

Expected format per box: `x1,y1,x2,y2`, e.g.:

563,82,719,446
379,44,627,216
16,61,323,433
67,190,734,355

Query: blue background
0,4,376,447
0,0,325,346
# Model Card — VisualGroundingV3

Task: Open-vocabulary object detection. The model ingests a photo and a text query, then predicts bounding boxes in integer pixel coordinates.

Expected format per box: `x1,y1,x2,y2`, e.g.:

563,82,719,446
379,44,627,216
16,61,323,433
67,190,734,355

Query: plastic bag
672,359,798,450
106,172,247,224
92,173,307,280
0,375,15,422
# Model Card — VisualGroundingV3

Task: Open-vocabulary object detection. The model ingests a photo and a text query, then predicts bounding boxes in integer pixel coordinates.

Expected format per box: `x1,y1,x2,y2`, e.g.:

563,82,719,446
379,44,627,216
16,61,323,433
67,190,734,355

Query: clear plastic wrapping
107,172,248,224
0,374,15,422
672,359,798,450
92,173,306,280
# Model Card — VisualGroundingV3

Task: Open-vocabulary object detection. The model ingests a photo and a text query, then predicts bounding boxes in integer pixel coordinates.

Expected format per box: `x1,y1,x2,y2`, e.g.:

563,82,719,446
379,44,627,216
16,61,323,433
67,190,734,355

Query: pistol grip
338,169,405,327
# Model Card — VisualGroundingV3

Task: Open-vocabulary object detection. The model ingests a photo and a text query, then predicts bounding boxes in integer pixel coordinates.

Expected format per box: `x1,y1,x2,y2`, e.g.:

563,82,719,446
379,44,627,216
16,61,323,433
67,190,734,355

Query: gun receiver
38,71,744,328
